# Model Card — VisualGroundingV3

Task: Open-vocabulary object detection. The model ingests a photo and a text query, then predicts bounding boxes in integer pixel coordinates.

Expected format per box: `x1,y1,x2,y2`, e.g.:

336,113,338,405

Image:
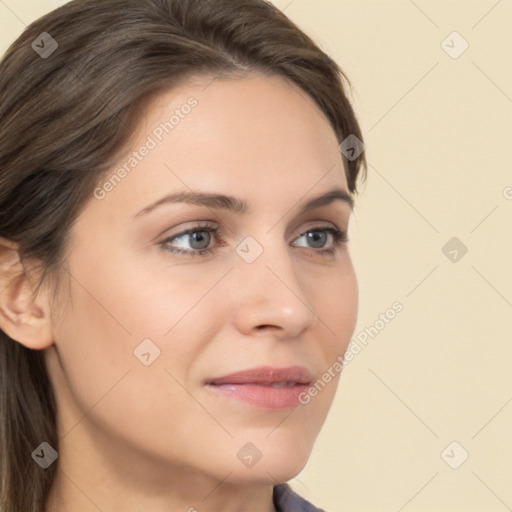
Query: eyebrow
134,187,354,218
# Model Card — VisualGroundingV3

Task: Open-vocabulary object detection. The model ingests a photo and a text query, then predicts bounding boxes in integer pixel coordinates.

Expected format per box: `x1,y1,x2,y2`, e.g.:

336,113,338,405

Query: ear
0,237,54,349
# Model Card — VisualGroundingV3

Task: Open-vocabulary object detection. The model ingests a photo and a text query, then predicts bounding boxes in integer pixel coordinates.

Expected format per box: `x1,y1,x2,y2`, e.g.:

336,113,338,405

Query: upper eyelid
164,220,345,239
153,201,349,233
163,223,347,249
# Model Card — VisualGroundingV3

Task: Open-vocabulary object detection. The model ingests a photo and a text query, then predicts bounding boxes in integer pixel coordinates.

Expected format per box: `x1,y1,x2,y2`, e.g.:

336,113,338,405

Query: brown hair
0,0,366,510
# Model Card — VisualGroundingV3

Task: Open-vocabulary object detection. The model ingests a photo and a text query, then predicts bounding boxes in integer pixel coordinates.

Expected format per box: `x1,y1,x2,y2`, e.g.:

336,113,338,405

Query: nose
229,236,319,340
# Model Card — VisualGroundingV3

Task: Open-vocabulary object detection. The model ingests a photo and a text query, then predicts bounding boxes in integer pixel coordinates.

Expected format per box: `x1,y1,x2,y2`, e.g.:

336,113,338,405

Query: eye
292,226,348,255
159,223,348,257
160,223,220,257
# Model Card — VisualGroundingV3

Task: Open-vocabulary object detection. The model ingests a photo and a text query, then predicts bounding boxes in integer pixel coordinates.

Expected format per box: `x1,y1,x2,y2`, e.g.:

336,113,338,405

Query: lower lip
205,383,309,410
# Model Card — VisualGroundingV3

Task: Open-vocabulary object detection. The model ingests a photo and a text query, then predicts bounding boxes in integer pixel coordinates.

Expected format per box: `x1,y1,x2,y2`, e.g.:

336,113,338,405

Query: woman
0,0,366,510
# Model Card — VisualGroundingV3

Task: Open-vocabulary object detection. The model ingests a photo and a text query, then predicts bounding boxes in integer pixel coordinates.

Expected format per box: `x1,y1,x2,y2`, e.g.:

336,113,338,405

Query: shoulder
273,483,326,512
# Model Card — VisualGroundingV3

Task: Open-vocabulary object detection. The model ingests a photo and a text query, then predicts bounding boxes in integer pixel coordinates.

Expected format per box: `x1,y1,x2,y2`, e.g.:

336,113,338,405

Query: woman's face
45,72,358,497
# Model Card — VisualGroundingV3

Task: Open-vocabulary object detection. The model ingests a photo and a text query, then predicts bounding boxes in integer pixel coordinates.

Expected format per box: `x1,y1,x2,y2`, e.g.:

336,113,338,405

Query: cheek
47,255,173,426
50,249,227,424
304,260,358,404
312,258,358,352
339,266,358,344
50,272,221,466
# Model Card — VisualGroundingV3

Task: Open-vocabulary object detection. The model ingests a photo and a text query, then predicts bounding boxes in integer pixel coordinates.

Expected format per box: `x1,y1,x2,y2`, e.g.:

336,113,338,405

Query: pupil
191,231,210,249
308,231,326,248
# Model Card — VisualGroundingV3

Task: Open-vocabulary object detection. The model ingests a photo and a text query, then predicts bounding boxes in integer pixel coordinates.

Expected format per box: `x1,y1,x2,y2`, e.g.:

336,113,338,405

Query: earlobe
0,237,54,350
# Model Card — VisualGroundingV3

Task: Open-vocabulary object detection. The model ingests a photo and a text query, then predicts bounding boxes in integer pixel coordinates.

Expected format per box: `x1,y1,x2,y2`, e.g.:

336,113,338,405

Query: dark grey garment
273,483,325,512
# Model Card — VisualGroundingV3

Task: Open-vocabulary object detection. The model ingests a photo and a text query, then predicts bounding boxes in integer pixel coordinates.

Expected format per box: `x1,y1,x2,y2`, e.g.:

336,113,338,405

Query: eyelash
159,222,348,258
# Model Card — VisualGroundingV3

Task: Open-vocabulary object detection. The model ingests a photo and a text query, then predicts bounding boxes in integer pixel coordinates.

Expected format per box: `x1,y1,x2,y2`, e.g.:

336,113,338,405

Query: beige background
1,1,511,511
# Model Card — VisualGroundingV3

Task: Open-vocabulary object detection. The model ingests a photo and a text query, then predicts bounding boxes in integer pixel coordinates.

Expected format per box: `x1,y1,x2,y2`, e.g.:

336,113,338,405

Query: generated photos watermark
298,301,403,405
94,97,198,200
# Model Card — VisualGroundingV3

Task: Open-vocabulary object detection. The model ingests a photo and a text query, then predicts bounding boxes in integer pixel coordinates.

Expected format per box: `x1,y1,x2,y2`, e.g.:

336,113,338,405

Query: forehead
97,72,349,216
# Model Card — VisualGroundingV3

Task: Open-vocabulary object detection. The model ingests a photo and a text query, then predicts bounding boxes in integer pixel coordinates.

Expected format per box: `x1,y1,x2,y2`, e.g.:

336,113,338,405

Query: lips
205,365,313,386
204,366,313,410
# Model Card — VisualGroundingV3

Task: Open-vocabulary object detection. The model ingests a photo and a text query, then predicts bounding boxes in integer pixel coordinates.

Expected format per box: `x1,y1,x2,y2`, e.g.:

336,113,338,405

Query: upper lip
205,365,313,385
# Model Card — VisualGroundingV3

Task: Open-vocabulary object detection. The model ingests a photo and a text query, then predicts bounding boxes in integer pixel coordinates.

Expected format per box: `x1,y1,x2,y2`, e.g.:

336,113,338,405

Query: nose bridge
229,232,318,337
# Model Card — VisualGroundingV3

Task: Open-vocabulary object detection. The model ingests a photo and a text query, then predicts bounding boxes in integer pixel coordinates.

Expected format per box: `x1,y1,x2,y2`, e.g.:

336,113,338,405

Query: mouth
204,366,313,410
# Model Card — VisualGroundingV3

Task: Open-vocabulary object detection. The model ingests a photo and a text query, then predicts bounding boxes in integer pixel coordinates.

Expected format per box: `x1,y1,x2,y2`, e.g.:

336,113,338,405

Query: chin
226,459,311,486
271,438,312,479
217,434,314,485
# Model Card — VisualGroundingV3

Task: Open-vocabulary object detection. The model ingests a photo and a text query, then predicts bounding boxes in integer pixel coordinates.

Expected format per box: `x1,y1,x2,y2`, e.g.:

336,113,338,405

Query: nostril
256,324,279,331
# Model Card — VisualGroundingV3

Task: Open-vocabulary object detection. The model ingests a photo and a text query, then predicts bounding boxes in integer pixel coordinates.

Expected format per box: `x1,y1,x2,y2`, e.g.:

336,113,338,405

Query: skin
0,71,358,512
